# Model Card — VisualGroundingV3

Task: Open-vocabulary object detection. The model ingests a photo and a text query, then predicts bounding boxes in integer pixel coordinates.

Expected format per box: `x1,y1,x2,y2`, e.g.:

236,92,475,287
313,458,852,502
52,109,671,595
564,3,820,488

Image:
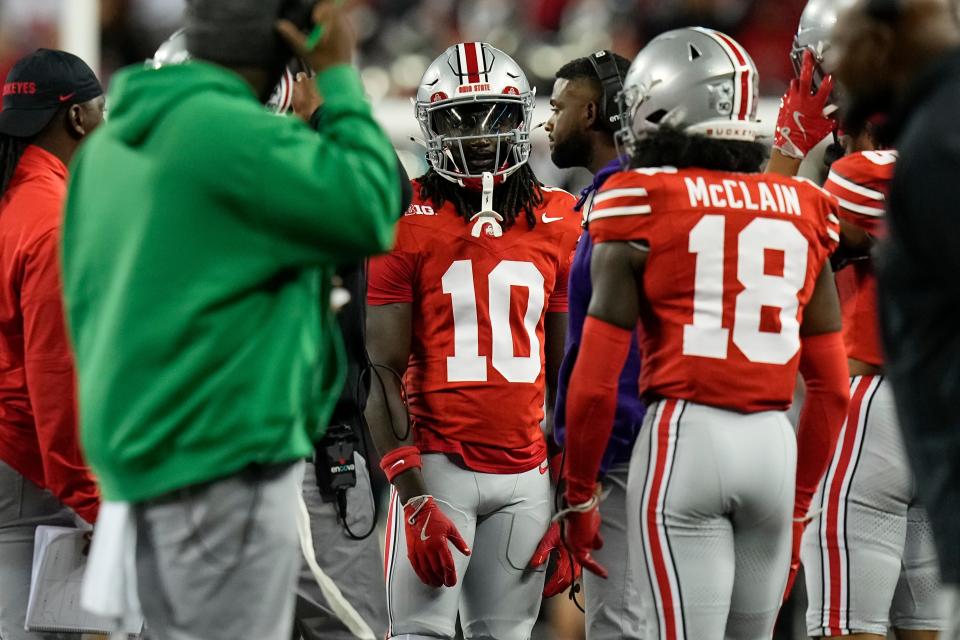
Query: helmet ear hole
688,44,702,61
647,109,668,124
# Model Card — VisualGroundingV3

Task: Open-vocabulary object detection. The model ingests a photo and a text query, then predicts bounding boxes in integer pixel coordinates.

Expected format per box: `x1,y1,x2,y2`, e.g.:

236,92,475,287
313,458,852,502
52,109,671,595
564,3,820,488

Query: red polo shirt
0,145,99,523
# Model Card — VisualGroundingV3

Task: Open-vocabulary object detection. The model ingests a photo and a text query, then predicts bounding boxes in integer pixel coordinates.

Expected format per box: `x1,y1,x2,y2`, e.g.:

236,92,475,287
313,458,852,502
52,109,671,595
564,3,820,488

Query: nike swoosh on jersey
541,214,564,223
420,512,432,541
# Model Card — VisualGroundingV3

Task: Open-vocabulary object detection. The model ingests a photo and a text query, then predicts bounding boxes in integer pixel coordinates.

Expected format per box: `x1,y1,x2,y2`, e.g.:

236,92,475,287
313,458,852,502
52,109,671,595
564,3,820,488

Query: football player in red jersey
800,147,945,640
558,27,851,640
767,6,946,635
364,43,582,640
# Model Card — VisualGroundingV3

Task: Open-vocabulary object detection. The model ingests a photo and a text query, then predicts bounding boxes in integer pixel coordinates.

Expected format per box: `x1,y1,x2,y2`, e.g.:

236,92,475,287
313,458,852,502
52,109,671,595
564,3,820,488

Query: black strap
587,50,625,132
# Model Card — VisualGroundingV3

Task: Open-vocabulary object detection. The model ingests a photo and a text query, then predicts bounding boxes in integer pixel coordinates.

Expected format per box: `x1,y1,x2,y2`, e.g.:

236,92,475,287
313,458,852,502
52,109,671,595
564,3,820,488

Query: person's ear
68,104,86,138
584,101,598,128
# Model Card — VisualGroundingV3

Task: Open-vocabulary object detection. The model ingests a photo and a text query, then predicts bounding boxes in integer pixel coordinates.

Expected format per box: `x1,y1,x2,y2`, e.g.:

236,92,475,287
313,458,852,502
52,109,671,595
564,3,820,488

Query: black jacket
326,156,412,436
878,48,960,584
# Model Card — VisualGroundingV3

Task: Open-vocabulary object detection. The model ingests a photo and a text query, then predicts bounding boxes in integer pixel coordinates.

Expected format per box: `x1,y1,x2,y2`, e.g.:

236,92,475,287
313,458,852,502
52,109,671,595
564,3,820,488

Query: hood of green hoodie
104,61,257,147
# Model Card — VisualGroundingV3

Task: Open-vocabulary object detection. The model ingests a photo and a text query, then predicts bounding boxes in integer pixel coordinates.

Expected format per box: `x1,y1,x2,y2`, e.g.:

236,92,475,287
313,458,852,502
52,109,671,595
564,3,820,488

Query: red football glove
774,50,836,160
529,522,582,597
559,498,606,579
403,495,471,588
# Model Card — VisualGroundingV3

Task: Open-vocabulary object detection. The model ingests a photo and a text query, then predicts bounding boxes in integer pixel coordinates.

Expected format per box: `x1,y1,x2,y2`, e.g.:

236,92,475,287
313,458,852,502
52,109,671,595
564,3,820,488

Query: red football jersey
368,181,581,473
823,150,895,368
589,167,841,413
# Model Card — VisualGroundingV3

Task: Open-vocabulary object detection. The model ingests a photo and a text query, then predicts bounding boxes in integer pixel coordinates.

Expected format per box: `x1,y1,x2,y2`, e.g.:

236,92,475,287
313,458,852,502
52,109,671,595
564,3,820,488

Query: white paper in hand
26,525,141,635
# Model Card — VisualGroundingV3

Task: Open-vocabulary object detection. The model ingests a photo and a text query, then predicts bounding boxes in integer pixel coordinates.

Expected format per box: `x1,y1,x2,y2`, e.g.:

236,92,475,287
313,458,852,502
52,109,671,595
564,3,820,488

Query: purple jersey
553,160,645,474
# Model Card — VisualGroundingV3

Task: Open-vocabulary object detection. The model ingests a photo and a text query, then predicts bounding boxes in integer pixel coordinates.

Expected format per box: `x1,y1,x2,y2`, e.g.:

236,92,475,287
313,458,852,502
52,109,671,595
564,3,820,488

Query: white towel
80,500,142,638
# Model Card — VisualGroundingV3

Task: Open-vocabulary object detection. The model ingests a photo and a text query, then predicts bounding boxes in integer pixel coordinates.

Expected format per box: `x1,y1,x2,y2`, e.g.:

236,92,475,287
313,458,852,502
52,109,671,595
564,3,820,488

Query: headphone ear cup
587,51,625,133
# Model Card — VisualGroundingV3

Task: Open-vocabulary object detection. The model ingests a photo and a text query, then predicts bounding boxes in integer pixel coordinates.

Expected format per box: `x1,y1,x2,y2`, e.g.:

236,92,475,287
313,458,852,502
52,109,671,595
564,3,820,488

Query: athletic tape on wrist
379,445,422,483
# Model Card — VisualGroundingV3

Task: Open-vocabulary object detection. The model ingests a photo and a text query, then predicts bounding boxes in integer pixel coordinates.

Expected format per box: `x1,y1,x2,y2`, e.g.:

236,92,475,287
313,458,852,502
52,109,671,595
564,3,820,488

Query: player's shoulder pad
828,150,896,189
538,185,582,229
785,176,841,244
823,151,894,219
586,167,676,223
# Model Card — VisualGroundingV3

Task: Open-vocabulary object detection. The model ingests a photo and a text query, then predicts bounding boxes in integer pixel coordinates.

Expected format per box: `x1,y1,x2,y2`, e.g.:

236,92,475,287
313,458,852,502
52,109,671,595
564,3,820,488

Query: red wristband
379,445,422,483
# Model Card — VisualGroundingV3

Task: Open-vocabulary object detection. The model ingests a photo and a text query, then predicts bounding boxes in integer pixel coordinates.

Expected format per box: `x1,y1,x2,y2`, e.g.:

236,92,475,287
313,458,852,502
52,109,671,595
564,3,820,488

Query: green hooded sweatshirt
62,62,398,502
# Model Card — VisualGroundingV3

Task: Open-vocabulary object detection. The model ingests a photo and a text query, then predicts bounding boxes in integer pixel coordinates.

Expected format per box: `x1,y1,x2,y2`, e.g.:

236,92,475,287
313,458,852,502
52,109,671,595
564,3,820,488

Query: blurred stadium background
0,0,807,193
0,2,819,638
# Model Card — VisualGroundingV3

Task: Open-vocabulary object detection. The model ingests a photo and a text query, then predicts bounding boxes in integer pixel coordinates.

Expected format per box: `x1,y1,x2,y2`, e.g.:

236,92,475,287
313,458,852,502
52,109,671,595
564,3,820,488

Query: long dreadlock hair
629,126,767,174
417,163,544,230
0,133,30,199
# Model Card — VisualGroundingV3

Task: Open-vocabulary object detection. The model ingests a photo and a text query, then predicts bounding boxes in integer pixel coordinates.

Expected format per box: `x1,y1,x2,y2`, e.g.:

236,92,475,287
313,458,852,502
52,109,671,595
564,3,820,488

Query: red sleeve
823,152,894,237
367,227,417,305
564,316,633,504
587,170,659,245
795,331,849,513
21,231,100,523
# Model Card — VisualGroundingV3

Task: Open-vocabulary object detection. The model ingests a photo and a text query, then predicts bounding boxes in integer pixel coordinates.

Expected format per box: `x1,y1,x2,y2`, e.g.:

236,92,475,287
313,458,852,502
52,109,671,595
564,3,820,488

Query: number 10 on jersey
442,259,546,384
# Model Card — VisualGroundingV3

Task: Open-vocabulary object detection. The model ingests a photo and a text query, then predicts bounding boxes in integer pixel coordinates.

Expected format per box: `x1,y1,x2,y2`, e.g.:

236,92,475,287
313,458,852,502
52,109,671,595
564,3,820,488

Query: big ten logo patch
405,204,437,216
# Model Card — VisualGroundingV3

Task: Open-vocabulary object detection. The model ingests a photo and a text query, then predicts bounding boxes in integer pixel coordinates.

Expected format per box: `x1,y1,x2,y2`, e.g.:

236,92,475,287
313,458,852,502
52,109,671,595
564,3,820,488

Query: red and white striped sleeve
823,151,896,236
587,169,662,245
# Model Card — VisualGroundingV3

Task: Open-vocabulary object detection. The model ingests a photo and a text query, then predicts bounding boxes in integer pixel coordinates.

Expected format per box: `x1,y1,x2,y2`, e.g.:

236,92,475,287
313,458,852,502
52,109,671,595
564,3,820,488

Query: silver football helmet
791,0,858,83
415,43,535,185
617,27,762,150
149,29,295,115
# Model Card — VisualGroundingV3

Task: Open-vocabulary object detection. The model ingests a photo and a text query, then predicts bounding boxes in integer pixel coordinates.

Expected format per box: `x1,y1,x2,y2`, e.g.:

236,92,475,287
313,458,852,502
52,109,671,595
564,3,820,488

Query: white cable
295,493,376,640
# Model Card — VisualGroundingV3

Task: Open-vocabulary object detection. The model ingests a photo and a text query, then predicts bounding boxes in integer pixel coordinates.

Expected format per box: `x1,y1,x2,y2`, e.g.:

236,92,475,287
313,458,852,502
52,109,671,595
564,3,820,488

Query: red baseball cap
0,49,103,138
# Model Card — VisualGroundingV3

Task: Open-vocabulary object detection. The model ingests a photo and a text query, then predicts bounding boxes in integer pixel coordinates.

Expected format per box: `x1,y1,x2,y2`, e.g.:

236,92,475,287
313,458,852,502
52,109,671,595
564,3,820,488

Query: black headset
587,49,625,132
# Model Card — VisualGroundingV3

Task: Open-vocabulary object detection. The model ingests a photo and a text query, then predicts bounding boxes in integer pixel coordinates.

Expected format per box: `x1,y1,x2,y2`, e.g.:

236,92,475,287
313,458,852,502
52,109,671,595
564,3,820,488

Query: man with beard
543,50,645,640
828,1,960,633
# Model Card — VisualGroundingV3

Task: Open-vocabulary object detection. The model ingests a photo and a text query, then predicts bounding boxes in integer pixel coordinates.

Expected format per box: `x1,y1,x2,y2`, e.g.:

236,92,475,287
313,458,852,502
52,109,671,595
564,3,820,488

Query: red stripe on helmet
464,42,481,83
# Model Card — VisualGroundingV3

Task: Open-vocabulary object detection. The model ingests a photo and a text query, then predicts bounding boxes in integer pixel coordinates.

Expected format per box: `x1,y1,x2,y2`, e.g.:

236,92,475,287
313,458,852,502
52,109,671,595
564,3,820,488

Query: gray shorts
626,399,795,640
295,455,386,640
384,454,551,640
583,463,644,640
802,376,945,636
0,460,79,640
135,462,303,640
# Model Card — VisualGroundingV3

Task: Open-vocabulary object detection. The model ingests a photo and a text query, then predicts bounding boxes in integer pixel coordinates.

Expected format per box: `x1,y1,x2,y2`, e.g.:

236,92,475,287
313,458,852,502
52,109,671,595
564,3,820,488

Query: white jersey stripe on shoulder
632,166,678,176
827,172,885,201
589,205,652,220
827,228,840,243
592,188,649,204
827,213,840,225
540,185,575,196
835,197,885,217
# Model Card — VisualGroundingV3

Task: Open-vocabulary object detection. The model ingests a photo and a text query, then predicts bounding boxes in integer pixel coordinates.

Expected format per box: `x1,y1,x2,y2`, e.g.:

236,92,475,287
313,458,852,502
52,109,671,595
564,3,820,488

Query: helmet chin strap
470,172,503,238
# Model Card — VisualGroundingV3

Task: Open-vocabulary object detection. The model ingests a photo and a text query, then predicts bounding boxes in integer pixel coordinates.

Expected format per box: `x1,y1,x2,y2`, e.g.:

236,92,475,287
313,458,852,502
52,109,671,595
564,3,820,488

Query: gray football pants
801,376,945,636
583,463,644,640
626,399,795,640
295,455,386,640
384,454,551,640
0,460,79,640
135,462,303,640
